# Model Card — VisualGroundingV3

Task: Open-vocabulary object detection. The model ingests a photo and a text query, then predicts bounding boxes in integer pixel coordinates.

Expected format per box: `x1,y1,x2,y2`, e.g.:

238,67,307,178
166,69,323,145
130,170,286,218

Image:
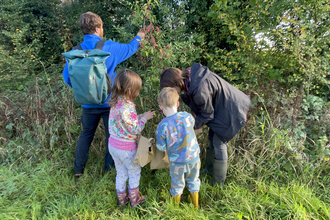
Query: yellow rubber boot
189,192,199,208
171,194,181,205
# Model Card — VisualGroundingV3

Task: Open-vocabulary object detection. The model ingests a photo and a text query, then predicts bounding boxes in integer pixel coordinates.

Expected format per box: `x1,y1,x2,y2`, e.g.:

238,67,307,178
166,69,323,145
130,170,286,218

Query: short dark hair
79,12,103,35
160,68,190,91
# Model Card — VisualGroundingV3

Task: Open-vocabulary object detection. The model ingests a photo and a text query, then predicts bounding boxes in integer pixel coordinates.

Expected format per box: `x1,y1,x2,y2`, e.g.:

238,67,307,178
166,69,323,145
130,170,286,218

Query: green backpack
62,41,112,105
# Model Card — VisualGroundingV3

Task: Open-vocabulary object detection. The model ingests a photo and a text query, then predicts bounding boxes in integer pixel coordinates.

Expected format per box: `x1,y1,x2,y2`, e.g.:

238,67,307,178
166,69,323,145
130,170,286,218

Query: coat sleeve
192,83,214,129
121,103,146,135
155,123,167,152
112,36,141,65
188,113,195,126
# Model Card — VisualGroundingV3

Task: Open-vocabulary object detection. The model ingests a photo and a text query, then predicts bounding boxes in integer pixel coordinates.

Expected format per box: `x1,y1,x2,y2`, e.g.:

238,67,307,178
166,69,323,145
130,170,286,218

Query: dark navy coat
181,63,251,143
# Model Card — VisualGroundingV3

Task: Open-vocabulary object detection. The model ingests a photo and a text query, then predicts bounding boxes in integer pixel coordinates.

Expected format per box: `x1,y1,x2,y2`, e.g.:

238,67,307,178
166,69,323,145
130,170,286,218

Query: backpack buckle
84,50,89,58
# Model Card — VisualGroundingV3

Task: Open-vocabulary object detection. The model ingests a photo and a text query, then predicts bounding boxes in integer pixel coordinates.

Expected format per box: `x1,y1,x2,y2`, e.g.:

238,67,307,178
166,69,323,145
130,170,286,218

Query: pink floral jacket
109,96,146,141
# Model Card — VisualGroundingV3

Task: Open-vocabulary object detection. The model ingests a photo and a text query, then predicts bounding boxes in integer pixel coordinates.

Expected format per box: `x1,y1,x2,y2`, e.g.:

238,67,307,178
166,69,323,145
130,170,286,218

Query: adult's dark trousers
208,129,228,187
208,129,228,160
74,107,114,174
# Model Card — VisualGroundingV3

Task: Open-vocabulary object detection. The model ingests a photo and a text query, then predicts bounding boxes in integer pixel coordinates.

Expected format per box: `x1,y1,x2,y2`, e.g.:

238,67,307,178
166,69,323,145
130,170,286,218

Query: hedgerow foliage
0,0,329,172
0,1,330,219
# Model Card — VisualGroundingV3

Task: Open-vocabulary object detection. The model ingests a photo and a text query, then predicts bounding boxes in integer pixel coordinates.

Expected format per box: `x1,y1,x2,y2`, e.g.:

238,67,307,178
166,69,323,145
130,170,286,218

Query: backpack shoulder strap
73,44,83,50
95,41,105,50
110,71,114,82
73,41,104,50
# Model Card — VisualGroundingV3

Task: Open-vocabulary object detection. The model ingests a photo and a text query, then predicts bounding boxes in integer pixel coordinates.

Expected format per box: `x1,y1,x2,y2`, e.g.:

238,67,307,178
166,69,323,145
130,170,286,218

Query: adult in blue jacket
63,12,145,177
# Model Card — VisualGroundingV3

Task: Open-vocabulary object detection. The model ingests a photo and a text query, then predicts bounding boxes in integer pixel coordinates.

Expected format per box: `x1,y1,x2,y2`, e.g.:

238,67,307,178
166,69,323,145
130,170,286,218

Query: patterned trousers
108,145,141,191
169,159,201,196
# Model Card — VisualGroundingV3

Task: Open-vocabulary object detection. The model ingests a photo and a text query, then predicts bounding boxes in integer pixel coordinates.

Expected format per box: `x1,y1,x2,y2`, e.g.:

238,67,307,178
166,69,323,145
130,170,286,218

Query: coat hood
182,63,251,143
188,63,210,92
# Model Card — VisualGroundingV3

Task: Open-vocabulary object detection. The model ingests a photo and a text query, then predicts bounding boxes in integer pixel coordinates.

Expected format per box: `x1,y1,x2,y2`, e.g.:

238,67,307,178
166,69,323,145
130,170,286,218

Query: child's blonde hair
109,69,142,108
157,87,179,108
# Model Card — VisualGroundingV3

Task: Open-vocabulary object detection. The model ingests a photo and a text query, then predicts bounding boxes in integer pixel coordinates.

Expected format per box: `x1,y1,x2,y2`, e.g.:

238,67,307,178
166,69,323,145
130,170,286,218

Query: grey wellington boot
200,148,215,175
210,159,228,188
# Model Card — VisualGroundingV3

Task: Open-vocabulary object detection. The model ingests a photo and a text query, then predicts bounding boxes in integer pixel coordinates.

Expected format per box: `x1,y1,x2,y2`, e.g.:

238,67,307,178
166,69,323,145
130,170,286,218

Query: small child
108,69,155,207
155,87,200,208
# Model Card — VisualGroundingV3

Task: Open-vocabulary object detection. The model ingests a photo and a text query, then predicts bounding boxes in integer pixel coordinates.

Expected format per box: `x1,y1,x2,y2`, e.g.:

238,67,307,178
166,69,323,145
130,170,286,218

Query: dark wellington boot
200,148,215,175
210,159,228,188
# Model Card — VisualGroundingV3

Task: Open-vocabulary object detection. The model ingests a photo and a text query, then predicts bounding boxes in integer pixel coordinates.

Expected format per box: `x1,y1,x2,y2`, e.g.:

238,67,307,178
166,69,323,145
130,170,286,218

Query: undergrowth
1,150,329,219
0,68,329,219
1,0,330,219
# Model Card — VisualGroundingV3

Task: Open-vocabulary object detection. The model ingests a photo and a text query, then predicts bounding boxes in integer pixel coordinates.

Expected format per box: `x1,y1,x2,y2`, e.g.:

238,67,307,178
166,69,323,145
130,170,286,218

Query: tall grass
1,154,329,219
0,67,329,219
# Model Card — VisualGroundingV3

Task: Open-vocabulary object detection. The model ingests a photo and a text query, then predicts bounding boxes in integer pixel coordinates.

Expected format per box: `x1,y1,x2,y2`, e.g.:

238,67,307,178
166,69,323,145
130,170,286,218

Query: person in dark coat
159,63,251,187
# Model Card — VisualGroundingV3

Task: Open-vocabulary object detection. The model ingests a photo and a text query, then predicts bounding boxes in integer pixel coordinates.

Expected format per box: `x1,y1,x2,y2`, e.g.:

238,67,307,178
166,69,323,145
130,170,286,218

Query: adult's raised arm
113,30,145,65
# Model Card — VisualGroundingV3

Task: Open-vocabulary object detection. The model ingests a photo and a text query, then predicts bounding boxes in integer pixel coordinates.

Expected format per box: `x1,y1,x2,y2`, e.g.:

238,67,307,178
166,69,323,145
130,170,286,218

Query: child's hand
142,111,155,121
194,127,203,136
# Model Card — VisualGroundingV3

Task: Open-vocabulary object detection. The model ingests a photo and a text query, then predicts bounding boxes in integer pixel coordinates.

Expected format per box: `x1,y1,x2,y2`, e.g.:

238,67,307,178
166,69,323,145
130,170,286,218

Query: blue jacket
62,34,141,108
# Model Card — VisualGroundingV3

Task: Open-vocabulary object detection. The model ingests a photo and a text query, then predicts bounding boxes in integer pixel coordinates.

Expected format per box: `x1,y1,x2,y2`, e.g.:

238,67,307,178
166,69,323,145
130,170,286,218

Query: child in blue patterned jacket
155,87,200,208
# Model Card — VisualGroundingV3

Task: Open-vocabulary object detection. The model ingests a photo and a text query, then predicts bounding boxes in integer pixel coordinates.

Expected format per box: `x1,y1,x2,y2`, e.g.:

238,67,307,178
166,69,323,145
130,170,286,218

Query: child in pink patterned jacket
108,69,155,208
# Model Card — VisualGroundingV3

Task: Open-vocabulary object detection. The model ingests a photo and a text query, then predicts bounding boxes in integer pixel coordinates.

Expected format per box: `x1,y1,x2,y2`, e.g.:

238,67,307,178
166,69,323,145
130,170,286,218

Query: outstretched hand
137,30,145,40
142,111,155,121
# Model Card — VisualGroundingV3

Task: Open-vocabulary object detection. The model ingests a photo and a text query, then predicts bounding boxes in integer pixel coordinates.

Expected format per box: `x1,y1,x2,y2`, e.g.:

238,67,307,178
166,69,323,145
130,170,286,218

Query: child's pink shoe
128,186,146,207
116,189,129,206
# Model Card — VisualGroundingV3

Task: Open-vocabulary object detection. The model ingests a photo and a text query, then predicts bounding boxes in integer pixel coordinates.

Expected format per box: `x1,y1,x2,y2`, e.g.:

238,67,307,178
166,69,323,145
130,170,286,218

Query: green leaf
324,149,330,156
6,123,14,130
17,85,24,90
